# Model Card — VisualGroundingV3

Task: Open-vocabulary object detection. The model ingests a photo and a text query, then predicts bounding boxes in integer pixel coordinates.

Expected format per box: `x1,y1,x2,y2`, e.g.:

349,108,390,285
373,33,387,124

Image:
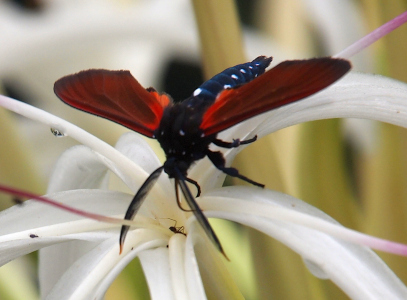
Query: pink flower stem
334,11,407,58
0,183,134,226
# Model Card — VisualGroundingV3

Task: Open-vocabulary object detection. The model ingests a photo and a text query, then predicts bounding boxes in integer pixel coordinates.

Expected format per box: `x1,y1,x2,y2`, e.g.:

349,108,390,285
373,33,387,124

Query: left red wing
54,69,171,138
200,58,351,136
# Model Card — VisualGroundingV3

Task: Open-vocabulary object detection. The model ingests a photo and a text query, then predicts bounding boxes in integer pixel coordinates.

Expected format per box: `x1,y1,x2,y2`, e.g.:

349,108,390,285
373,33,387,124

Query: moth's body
155,97,214,179
53,55,351,256
155,56,273,181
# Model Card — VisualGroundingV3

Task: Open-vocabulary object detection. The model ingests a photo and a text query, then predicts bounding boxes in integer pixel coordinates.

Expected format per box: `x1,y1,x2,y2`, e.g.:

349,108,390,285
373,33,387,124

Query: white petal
184,224,244,300
189,158,225,193
0,190,132,235
184,227,208,300
199,187,407,299
0,95,149,192
112,133,179,219
114,132,173,195
0,189,132,294
114,132,195,221
256,72,407,137
216,72,407,165
139,247,174,300
168,234,189,300
95,233,172,299
45,230,168,300
221,213,407,299
47,145,109,193
115,132,162,174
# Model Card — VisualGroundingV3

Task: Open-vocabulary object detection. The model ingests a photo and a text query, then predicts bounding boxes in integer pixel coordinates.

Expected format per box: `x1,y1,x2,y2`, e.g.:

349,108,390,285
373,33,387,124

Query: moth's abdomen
193,56,273,102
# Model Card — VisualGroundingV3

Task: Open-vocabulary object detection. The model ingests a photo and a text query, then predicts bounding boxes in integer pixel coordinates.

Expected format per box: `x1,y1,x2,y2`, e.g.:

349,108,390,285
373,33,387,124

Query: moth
54,56,351,256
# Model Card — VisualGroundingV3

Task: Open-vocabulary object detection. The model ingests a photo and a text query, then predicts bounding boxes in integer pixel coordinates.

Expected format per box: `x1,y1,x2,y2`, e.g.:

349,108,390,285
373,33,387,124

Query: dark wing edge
54,69,171,138
200,58,351,136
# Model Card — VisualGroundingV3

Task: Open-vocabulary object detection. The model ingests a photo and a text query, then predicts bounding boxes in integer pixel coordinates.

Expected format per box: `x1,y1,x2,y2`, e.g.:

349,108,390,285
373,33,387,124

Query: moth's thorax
154,96,215,177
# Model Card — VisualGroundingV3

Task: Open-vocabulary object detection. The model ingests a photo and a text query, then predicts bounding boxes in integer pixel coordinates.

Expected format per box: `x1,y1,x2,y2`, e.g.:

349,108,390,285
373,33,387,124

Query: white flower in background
1,3,407,300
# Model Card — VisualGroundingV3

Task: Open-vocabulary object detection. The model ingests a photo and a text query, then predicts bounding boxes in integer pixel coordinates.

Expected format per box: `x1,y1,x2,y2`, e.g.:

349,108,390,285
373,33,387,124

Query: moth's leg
185,177,201,197
174,179,193,212
213,135,257,148
206,150,264,188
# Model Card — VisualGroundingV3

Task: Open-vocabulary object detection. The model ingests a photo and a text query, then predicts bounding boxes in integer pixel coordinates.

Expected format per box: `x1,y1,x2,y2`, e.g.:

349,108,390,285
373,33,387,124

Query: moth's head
163,156,190,179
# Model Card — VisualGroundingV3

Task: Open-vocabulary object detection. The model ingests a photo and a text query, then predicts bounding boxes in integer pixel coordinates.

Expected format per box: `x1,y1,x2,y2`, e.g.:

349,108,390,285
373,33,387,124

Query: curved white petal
0,190,131,272
0,192,122,267
184,224,244,299
0,190,134,235
0,188,171,298
0,189,131,294
41,147,130,293
256,72,407,137
221,213,407,299
114,132,171,196
0,234,107,266
47,132,180,221
201,187,407,255
114,132,162,174
184,227,208,300
45,230,168,300
114,132,182,220
47,145,109,193
212,72,407,167
139,247,174,300
0,95,149,192
168,234,189,300
199,187,407,299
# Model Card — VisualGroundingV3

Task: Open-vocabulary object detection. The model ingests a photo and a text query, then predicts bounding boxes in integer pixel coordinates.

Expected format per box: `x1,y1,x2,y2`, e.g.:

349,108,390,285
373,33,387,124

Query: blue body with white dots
193,56,273,101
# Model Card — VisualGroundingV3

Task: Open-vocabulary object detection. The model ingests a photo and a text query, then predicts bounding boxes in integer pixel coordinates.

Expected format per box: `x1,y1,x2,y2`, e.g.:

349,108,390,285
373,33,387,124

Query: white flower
1,67,407,299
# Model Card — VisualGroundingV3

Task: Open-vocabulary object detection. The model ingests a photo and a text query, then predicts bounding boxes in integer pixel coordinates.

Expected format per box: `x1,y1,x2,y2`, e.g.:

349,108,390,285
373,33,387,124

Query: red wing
54,69,171,138
200,58,351,136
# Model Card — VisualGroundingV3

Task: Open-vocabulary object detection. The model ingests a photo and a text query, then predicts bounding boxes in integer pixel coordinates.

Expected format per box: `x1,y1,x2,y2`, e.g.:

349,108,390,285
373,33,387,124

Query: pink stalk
334,11,407,58
0,184,135,226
